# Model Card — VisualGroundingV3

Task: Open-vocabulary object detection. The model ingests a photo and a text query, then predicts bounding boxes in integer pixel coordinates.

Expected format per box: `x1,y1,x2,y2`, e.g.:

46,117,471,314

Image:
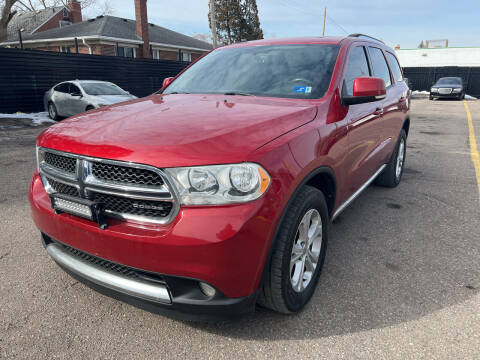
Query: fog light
199,282,216,297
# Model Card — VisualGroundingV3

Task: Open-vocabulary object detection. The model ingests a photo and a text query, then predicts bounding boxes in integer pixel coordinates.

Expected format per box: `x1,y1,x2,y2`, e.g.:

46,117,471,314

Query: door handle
373,107,384,116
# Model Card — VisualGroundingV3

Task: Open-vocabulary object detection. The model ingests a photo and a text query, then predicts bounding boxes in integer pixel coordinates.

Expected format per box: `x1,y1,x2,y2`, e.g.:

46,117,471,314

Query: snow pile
465,94,477,100
0,112,54,126
411,91,430,98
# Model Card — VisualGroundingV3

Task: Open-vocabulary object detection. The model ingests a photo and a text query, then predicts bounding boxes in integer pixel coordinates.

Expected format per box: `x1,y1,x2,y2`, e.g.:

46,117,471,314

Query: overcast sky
100,0,479,49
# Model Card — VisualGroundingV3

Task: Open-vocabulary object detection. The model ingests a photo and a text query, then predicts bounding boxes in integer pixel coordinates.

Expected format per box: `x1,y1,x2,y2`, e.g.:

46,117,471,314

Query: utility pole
322,7,327,36
209,0,218,48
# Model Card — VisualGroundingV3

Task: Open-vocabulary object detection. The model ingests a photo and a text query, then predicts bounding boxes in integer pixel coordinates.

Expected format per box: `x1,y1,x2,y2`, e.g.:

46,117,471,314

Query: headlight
430,88,438,92
165,163,271,205
453,88,462,93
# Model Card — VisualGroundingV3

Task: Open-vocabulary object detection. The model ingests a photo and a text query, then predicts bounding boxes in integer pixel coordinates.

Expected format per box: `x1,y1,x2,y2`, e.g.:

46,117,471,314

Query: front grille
439,88,452,94
93,193,173,218
44,152,76,174
39,148,177,224
47,177,79,197
92,162,164,186
61,243,166,284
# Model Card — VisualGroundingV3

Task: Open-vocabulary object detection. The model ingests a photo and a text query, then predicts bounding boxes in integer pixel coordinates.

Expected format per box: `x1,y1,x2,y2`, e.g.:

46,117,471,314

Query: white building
395,47,480,67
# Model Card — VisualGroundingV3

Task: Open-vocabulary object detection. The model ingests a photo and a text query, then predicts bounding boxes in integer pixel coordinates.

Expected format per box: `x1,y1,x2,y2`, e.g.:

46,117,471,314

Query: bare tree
14,0,113,15
0,0,18,42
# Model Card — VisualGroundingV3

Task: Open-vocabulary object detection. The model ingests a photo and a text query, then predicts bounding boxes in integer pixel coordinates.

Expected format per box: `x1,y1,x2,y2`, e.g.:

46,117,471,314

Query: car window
69,84,81,95
385,52,403,83
54,83,70,93
343,46,370,96
164,44,340,99
81,82,128,96
367,47,392,88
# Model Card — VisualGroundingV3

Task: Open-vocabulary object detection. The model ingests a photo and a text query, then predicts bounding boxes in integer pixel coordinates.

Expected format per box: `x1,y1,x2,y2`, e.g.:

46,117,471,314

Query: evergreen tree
241,0,263,41
209,0,263,45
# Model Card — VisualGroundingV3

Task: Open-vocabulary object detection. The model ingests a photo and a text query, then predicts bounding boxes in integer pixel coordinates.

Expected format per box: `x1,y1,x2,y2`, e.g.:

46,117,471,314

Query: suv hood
38,94,317,168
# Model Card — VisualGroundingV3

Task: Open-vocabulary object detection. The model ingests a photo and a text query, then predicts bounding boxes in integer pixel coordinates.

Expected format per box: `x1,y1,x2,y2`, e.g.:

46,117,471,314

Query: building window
152,49,160,60
178,51,191,62
63,9,69,17
117,46,136,58
60,46,70,53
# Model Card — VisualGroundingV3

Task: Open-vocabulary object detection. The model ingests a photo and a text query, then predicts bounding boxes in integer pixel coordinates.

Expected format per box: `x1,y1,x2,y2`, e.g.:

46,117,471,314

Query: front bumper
30,172,278,319
41,235,257,321
430,91,463,99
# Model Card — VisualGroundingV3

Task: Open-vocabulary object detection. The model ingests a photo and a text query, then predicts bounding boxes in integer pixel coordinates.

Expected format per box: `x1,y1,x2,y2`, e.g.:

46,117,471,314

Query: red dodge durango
30,34,410,320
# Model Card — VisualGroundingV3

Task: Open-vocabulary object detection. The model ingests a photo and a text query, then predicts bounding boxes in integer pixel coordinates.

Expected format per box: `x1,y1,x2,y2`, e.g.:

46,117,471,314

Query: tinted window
54,83,70,93
164,44,340,99
368,47,391,87
343,46,370,96
386,52,403,82
69,84,81,94
82,82,127,95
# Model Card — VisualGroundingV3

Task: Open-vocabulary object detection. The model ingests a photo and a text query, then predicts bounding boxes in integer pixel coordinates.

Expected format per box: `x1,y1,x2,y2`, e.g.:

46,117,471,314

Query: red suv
30,34,410,320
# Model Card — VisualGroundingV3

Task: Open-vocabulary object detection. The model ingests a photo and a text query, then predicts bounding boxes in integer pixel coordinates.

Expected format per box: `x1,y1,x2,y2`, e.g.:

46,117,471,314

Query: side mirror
343,77,386,106
162,77,174,89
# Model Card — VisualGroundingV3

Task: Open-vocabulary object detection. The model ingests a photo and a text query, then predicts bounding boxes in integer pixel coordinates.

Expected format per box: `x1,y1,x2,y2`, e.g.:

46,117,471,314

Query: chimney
135,0,150,58
68,1,82,23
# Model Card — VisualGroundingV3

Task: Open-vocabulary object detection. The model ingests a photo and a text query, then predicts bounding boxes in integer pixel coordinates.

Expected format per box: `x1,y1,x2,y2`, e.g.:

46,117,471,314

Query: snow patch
0,112,55,126
465,94,477,100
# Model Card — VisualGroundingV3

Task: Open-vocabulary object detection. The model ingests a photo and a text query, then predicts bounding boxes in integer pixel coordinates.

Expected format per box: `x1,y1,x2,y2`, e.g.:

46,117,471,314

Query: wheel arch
256,166,337,297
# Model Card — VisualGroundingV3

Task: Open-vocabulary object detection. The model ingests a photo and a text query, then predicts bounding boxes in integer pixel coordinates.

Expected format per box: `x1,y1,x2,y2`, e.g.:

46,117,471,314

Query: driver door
342,45,384,197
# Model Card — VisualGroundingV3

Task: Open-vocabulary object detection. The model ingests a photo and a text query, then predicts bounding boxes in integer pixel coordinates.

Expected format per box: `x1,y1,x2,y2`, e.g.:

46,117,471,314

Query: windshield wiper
223,92,254,96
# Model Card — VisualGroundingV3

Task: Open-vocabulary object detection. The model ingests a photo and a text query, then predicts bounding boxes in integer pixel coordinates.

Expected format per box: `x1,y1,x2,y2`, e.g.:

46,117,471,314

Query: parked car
44,80,137,120
30,34,410,320
430,77,465,100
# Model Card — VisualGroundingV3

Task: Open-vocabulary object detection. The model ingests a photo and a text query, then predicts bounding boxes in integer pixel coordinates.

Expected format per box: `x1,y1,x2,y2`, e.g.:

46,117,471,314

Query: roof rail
348,33,385,44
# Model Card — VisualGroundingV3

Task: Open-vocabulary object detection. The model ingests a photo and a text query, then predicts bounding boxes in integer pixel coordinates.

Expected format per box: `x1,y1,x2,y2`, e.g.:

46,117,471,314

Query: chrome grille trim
438,88,452,94
38,147,179,225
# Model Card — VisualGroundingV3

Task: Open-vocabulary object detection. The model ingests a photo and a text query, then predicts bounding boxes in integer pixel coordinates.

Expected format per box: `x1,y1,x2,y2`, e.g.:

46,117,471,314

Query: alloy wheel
290,209,323,293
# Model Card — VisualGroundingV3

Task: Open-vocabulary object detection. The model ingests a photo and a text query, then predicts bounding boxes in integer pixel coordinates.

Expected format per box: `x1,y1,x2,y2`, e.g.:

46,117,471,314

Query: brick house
1,0,212,61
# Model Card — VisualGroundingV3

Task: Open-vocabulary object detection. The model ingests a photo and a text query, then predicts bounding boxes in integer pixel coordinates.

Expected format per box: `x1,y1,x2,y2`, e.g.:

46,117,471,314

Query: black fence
403,66,480,97
0,47,189,113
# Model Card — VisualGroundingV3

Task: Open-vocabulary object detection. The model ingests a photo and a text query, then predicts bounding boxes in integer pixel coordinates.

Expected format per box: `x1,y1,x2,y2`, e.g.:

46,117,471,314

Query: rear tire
48,102,59,121
429,94,433,100
257,186,329,314
375,129,407,188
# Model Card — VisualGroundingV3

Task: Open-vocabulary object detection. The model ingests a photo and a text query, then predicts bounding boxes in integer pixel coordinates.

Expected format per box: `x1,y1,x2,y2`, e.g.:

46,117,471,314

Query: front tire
257,186,329,314
375,129,407,188
48,102,59,121
429,94,433,100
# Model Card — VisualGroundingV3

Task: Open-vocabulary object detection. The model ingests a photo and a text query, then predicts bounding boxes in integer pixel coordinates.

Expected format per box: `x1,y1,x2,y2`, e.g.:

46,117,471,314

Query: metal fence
0,47,189,113
403,66,480,97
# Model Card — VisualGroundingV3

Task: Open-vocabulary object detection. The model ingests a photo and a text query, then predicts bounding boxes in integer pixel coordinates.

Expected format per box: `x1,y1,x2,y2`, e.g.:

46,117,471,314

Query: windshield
82,82,128,96
163,44,340,99
436,77,462,86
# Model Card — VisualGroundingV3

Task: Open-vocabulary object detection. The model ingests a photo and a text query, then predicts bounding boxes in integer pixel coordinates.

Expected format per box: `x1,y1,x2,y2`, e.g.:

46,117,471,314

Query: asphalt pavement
1,99,479,359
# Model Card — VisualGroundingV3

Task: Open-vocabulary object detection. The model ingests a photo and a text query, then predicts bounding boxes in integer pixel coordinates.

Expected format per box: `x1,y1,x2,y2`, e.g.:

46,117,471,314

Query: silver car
44,80,137,120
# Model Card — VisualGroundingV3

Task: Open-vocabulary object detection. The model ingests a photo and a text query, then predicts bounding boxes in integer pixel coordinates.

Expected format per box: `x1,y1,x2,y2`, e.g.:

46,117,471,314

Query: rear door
51,83,70,116
342,45,384,196
383,51,409,154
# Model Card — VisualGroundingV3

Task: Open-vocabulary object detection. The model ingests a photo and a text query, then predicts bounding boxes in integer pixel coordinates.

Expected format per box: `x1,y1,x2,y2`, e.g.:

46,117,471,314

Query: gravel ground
1,99,479,359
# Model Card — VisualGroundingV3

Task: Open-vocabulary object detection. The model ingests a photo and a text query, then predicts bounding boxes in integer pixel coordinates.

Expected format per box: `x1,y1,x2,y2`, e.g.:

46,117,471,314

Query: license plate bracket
50,193,108,230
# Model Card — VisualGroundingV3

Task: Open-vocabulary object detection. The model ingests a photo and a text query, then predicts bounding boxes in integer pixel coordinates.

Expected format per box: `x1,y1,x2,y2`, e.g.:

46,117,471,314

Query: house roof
7,6,65,41
5,15,212,51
